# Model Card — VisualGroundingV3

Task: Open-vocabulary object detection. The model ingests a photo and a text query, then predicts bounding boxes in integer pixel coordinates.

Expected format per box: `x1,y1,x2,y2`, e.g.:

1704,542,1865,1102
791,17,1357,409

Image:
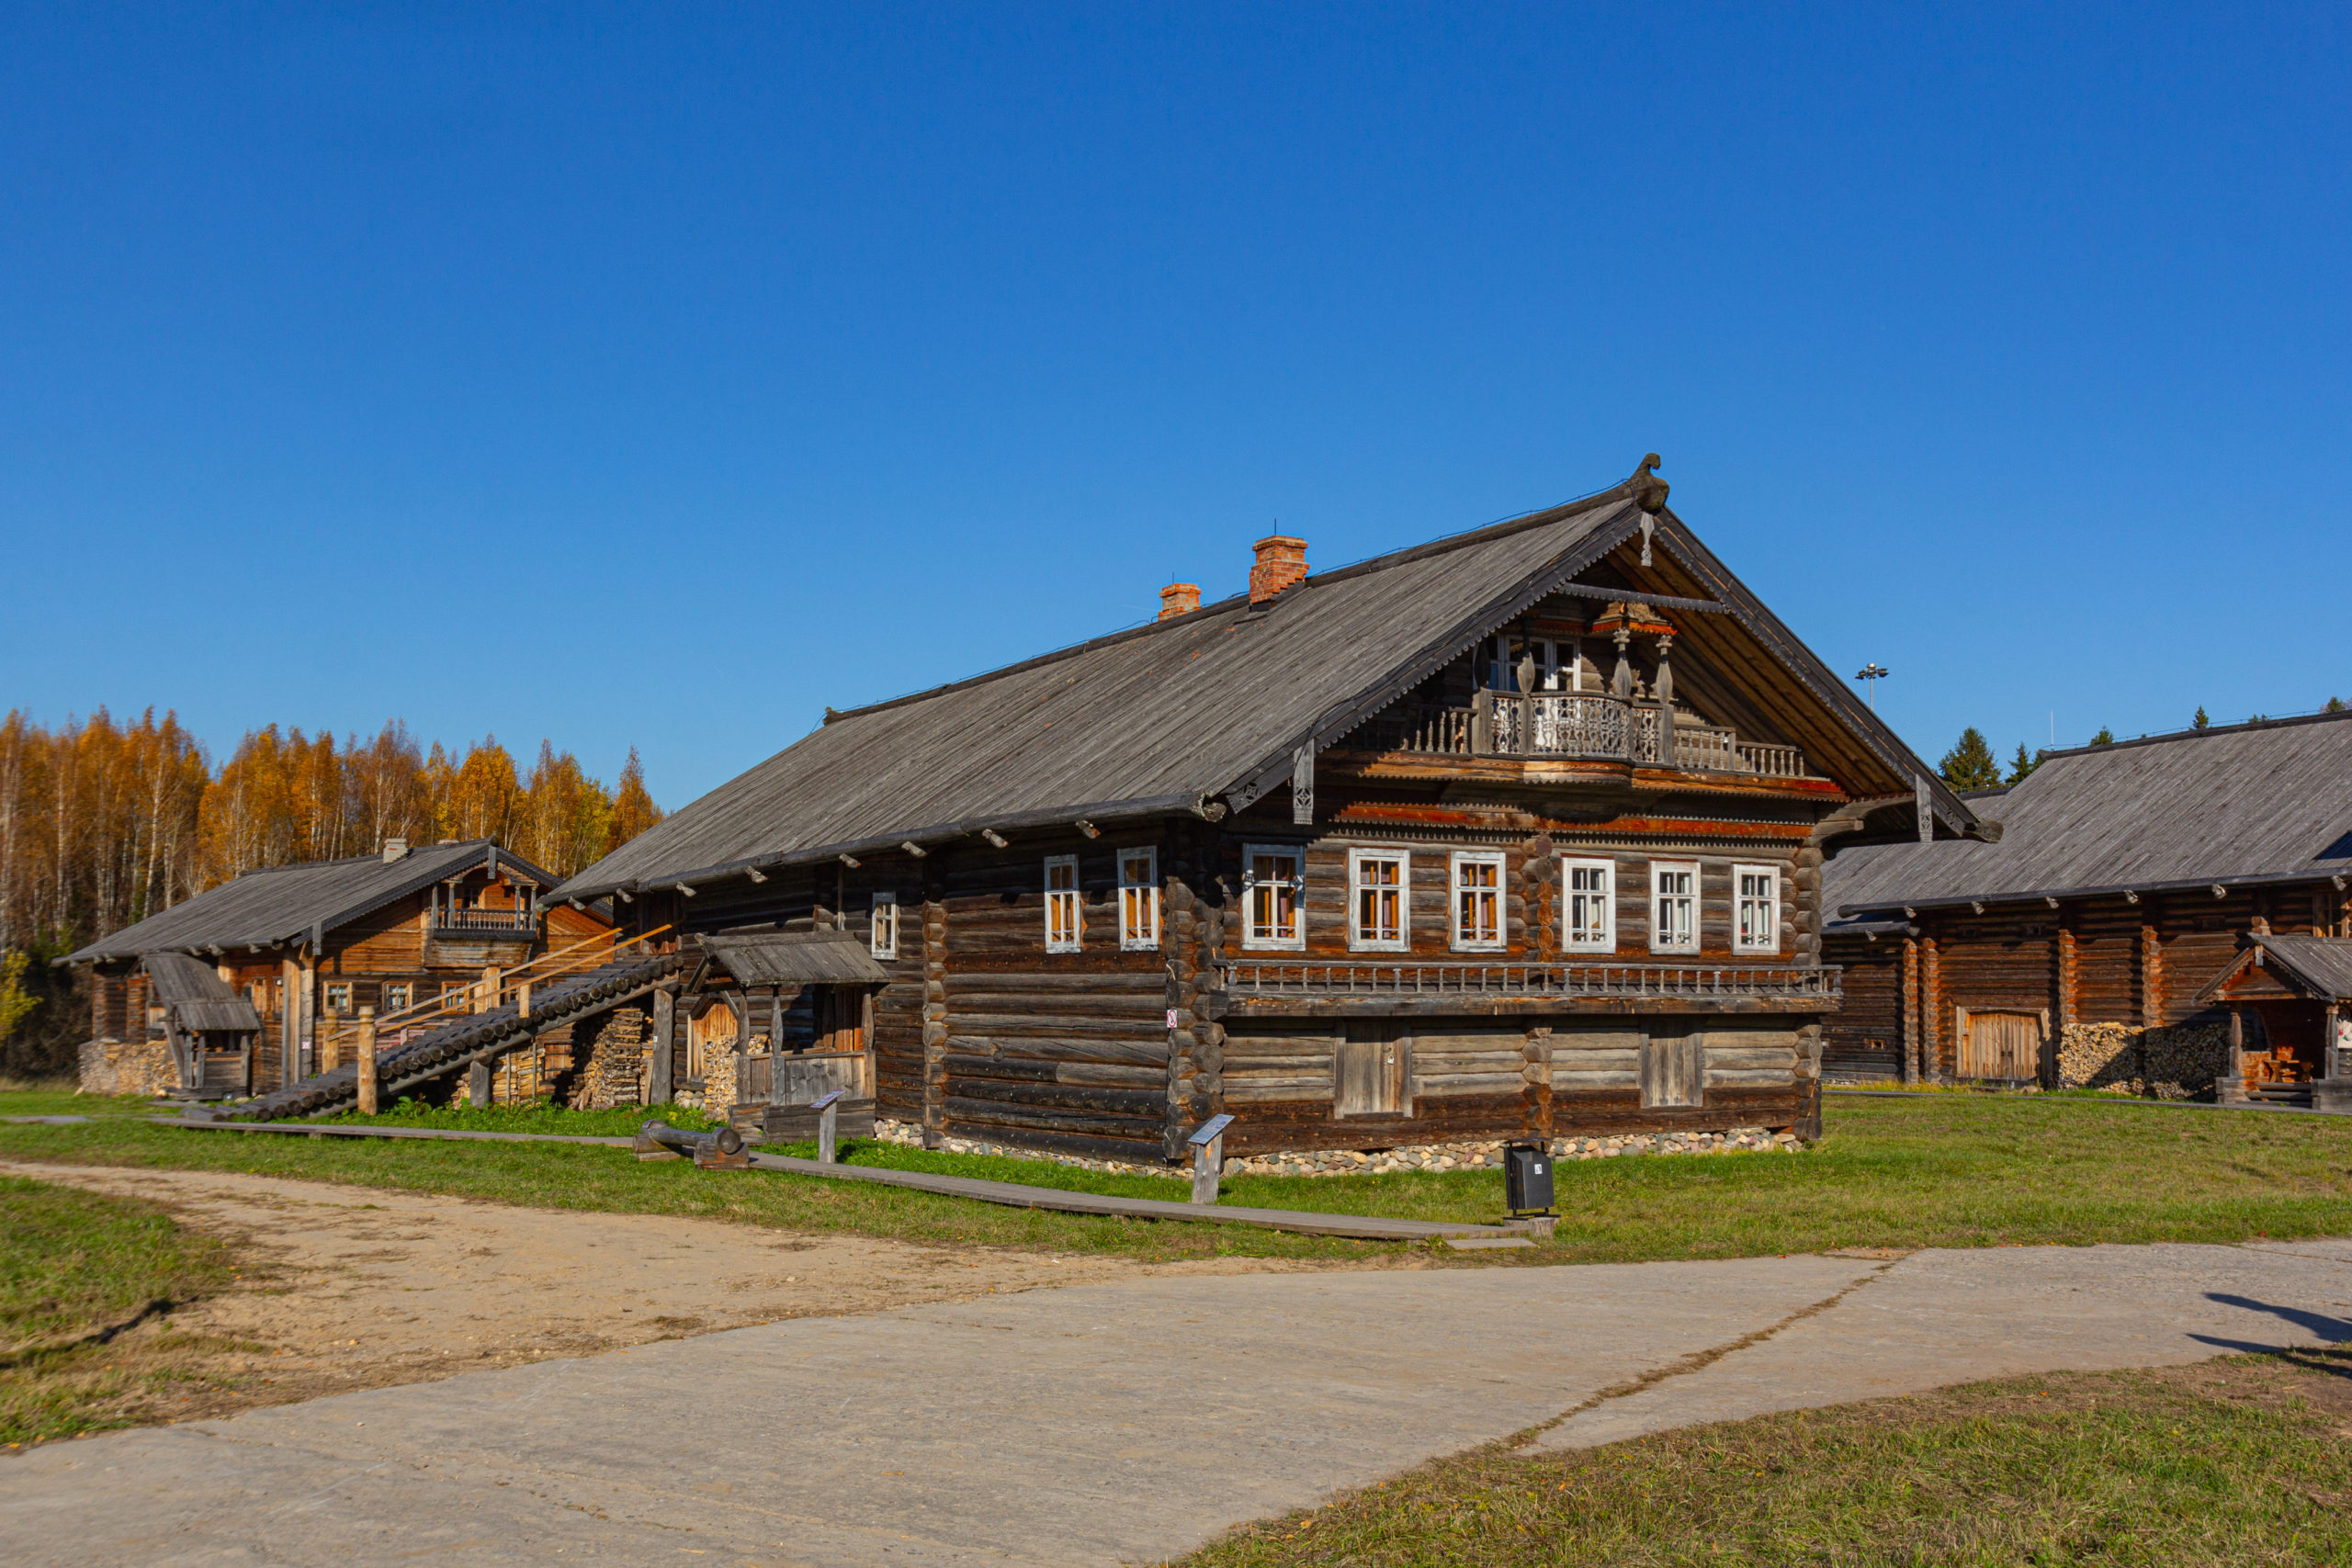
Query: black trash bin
1504,1140,1555,1216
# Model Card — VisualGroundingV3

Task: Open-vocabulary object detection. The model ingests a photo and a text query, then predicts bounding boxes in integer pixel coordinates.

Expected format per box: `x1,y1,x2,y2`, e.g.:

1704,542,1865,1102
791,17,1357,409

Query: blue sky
5,4,2346,806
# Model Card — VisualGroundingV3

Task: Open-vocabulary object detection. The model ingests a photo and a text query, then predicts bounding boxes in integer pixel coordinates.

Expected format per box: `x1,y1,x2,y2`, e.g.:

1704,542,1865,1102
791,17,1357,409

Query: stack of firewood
568,1005,649,1111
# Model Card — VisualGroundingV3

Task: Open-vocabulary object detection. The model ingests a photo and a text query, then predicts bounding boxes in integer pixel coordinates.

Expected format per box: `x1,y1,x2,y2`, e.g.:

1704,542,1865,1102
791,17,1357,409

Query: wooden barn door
1961,1010,2041,1080
1640,1027,1702,1108
1336,1021,1408,1117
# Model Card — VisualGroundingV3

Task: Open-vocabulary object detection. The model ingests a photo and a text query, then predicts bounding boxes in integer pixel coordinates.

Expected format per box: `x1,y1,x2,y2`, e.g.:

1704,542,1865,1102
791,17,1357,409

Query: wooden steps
212,952,691,1123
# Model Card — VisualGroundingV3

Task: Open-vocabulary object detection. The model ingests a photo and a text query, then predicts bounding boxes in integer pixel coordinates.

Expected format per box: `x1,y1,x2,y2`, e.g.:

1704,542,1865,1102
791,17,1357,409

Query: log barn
1822,711,2352,1108
551,457,1986,1162
66,838,614,1100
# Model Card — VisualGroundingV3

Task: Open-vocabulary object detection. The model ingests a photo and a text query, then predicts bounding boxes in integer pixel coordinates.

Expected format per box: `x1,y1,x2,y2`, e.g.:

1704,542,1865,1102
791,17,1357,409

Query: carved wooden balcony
1393,693,1817,778
428,907,540,937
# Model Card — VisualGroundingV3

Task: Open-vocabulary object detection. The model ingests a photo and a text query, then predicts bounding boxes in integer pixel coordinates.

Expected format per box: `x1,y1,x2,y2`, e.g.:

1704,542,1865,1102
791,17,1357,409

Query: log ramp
148,1117,1532,1242
213,952,694,1123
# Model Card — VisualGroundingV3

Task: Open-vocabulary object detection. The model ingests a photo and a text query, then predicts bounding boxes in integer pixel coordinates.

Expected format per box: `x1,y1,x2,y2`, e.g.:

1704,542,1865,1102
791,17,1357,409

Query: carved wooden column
1654,632,1676,761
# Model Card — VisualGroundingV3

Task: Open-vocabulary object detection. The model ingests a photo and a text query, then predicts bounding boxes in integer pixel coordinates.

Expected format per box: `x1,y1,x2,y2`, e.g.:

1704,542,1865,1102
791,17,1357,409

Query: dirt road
3,1159,1323,1427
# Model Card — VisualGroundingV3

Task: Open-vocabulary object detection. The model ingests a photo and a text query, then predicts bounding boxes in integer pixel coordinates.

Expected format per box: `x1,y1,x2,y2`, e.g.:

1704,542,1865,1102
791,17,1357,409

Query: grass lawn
1180,1349,2352,1567
0,1084,174,1119
0,1092,2345,1265
0,1174,243,1448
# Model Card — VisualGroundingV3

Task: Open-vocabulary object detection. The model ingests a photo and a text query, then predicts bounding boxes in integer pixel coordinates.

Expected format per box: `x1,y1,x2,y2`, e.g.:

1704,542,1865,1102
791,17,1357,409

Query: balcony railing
1395,692,1817,778
431,906,539,934
1216,960,1841,1002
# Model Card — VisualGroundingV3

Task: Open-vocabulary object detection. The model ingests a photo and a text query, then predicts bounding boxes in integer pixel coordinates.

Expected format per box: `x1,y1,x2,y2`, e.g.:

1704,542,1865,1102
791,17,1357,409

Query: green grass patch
0,1086,172,1120
315,1096,724,1138
1182,1350,2352,1566
0,1092,2346,1265
0,1174,239,1447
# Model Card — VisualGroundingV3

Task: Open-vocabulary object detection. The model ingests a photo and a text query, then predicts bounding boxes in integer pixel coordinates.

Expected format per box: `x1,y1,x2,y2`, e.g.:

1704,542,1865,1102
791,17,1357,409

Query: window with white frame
870,892,899,960
1481,635,1580,693
1044,856,1081,953
1350,848,1410,952
1650,862,1700,953
1451,852,1505,951
1734,863,1781,954
1243,845,1305,950
1562,858,1616,952
1118,847,1159,951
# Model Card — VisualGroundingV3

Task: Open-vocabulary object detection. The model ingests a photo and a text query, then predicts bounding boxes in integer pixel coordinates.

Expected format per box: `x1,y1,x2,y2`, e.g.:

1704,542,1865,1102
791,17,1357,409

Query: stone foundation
76,1035,176,1098
873,1117,1804,1180
2057,1021,2230,1100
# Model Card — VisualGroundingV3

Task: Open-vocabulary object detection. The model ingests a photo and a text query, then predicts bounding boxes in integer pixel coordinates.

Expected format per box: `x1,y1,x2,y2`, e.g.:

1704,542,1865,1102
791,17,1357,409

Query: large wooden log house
67,838,614,1100
552,457,1984,1161
1822,711,2352,1107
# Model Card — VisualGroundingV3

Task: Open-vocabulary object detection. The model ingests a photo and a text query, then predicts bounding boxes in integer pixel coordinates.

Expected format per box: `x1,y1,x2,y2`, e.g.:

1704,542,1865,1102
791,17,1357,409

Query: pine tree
2007,743,2040,784
2327,696,2346,714
2193,705,2210,729
1939,728,2002,792
2090,727,2114,745
607,748,663,853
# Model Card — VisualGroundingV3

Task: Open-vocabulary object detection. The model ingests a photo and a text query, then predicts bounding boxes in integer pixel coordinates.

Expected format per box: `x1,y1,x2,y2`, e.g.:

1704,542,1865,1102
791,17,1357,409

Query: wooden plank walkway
149,1119,1524,1242
739,1149,1521,1240
153,1118,635,1146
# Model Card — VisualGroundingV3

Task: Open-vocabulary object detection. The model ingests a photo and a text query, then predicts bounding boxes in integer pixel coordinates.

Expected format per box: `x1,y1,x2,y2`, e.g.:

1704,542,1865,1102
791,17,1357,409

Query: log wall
643,804,1832,1157
1824,881,2344,1086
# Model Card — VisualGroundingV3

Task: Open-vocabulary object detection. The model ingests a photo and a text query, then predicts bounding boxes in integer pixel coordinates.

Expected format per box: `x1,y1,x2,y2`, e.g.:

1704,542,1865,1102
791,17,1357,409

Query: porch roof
141,951,264,1033
2247,934,2352,1003
699,931,891,987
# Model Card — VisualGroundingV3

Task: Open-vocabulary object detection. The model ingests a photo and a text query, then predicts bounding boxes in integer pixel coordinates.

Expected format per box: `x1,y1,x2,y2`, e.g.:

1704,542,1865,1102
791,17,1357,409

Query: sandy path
2,1159,1326,1426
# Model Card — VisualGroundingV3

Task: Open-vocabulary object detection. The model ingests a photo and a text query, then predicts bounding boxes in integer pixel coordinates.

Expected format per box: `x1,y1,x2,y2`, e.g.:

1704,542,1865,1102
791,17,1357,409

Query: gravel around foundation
875,1117,1804,1179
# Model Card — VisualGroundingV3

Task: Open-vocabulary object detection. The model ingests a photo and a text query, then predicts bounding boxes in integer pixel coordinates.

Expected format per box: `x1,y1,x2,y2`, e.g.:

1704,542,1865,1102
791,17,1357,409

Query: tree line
0,709,662,1073
1937,695,2352,792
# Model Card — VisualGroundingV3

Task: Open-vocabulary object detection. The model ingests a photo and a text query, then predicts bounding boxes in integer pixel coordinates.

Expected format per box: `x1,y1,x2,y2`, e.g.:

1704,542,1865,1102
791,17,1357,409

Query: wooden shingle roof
66,840,564,964
1827,711,2352,917
555,463,1975,900
701,931,892,986
141,950,265,1032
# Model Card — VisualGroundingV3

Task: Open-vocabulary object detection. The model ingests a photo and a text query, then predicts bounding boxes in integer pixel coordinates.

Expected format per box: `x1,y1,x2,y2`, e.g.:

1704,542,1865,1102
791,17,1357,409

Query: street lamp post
1854,662,1889,711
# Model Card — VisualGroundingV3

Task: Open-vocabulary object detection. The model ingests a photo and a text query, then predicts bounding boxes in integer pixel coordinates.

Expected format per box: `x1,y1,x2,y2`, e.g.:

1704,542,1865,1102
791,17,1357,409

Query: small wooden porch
694,931,891,1142
2199,933,2352,1110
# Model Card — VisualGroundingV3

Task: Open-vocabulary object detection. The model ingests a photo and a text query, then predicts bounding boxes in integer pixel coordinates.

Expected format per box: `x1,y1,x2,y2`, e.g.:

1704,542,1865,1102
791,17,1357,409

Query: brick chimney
1249,535,1308,605
1157,582,1202,620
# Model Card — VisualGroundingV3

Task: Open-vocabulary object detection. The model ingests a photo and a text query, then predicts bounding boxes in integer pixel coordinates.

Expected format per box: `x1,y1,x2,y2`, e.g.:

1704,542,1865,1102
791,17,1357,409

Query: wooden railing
741,1050,873,1103
313,924,668,1067
1215,959,1841,1002
432,906,538,933
1385,692,1819,779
